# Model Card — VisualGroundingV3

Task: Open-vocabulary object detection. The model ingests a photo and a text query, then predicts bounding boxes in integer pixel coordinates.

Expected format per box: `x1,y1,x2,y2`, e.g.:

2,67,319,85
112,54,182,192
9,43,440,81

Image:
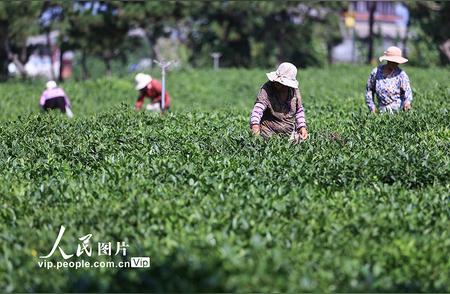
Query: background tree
186,1,258,67
1,0,449,82
64,1,130,78
367,1,377,64
39,1,64,81
0,2,41,80
409,1,450,65
185,2,344,68
122,1,187,62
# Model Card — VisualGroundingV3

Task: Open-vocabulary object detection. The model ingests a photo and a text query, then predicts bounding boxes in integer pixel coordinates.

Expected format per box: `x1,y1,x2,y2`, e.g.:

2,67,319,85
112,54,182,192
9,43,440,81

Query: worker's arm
250,88,268,135
365,68,377,113
400,71,413,111
295,89,308,140
135,93,145,110
39,92,46,108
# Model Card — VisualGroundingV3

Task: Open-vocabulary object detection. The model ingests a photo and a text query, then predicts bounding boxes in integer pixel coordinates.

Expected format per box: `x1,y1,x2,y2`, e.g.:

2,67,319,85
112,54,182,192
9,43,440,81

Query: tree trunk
20,42,27,65
104,57,112,76
402,15,410,58
0,23,9,81
81,49,90,80
326,42,333,64
58,41,65,82
9,53,27,77
5,41,27,78
145,31,157,65
367,2,376,64
46,29,56,80
0,46,8,81
439,39,450,65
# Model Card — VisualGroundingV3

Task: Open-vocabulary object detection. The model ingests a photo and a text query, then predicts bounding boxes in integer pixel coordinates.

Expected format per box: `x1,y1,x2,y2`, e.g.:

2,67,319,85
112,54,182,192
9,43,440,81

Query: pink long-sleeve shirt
39,88,71,108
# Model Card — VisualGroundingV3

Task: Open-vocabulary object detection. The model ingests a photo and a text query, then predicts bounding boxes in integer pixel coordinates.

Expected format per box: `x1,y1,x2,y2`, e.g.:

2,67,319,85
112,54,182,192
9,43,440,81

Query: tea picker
365,46,413,113
133,59,177,113
39,80,74,118
249,62,309,141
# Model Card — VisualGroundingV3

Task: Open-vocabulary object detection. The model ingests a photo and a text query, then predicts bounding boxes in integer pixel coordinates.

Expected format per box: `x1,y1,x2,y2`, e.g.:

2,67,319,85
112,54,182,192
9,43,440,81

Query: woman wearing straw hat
39,80,73,118
250,62,308,141
134,73,171,112
365,46,413,113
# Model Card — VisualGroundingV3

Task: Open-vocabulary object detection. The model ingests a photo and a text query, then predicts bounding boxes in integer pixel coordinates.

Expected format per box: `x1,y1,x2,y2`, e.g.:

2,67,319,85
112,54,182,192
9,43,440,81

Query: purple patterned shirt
365,65,413,111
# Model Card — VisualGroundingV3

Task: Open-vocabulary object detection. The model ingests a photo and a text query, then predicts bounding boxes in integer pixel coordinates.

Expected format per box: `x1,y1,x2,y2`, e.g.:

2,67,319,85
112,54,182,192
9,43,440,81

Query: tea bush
0,66,449,292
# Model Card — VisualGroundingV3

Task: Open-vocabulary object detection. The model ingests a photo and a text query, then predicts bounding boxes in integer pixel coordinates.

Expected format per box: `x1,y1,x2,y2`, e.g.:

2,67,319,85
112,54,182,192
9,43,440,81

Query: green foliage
186,2,344,68
0,66,449,292
63,1,131,75
0,2,41,44
408,26,441,67
0,2,42,78
408,1,450,65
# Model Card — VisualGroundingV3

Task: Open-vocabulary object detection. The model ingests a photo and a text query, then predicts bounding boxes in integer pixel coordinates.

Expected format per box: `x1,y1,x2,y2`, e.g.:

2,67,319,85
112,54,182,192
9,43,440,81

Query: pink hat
379,46,408,64
266,62,299,89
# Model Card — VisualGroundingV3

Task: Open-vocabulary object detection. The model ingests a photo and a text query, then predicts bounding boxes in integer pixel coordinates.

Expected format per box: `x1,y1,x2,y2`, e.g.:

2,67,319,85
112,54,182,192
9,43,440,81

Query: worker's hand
403,101,412,111
371,107,377,113
65,106,74,118
298,127,308,140
251,124,261,136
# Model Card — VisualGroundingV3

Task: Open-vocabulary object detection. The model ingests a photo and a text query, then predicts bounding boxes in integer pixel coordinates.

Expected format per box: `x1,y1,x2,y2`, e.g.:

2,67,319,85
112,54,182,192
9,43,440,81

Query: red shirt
135,79,171,110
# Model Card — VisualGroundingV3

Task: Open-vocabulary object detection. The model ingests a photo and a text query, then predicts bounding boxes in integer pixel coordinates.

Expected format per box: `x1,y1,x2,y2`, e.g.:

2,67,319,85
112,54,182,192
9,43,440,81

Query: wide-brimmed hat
135,73,152,90
266,62,299,89
46,80,57,90
379,46,408,64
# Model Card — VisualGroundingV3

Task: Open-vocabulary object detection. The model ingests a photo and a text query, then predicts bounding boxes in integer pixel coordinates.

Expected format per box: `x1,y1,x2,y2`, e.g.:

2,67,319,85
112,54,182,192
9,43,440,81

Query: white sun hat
46,80,57,90
135,73,152,90
379,46,408,64
266,62,299,89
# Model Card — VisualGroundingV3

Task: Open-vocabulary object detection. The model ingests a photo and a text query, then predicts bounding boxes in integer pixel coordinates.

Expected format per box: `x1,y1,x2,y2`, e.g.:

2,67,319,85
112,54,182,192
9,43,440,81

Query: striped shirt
250,81,307,137
366,65,413,111
39,88,71,108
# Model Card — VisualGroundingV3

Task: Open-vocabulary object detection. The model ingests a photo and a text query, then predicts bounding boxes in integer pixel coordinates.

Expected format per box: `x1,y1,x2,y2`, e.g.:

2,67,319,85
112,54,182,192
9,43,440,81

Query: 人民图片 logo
37,225,149,270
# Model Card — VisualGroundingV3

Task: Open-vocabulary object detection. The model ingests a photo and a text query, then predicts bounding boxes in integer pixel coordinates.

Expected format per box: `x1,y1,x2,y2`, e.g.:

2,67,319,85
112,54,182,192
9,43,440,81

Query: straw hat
135,73,152,90
46,80,57,90
266,62,299,89
379,46,408,64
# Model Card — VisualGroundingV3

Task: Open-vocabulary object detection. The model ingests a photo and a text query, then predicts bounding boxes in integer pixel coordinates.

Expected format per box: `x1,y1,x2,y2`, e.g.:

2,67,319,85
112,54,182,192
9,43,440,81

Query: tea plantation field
0,66,449,292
